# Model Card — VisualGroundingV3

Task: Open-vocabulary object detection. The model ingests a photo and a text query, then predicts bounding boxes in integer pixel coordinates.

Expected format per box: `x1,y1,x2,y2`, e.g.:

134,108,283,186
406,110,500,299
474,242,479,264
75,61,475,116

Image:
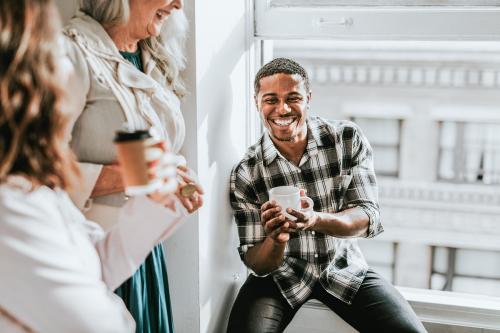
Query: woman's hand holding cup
114,129,180,210
145,142,181,210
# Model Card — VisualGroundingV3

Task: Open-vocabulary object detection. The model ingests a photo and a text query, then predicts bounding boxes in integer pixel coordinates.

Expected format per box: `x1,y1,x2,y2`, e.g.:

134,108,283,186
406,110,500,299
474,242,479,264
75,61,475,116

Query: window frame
255,1,500,41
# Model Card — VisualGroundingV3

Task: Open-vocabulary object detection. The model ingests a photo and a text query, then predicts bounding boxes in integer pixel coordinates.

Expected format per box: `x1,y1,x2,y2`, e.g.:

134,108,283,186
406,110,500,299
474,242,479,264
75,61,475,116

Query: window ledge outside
300,287,500,331
399,287,500,330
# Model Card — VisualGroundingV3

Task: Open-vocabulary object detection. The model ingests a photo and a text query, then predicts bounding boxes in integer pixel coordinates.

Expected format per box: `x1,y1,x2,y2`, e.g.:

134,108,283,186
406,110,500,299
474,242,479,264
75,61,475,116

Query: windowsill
302,287,500,330
399,287,500,330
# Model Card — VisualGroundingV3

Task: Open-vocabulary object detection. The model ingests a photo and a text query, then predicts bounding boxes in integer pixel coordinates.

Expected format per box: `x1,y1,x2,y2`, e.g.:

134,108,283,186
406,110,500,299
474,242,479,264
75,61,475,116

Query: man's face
255,73,310,143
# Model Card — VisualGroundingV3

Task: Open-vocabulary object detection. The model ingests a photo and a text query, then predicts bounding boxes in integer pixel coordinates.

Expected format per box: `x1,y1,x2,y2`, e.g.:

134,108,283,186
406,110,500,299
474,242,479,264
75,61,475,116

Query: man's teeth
273,118,295,126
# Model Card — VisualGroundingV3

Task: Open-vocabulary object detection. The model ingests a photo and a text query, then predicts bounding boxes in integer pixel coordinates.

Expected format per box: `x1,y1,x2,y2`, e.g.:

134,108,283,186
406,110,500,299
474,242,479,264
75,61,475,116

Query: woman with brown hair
0,0,187,332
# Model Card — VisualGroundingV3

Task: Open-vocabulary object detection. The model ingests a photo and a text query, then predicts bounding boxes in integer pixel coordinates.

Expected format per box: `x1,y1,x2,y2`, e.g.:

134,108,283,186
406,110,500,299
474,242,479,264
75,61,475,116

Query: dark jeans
226,268,427,333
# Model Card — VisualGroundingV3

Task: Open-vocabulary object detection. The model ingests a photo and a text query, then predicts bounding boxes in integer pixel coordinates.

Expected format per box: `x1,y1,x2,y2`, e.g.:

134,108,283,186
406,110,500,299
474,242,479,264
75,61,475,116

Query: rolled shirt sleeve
344,124,383,238
229,164,265,260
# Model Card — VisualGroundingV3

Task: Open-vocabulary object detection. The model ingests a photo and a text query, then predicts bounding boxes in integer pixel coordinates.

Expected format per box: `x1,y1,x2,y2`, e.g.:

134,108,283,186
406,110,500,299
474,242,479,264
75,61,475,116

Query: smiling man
227,58,427,333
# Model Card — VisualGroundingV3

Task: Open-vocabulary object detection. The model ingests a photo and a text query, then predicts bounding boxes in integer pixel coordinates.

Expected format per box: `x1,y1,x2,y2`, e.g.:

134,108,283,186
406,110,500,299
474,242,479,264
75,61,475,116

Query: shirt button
311,231,315,235
314,253,318,258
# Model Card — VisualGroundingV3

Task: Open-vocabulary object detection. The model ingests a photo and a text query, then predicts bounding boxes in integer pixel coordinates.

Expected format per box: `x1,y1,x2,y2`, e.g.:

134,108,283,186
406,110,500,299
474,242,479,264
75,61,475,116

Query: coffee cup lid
114,130,152,142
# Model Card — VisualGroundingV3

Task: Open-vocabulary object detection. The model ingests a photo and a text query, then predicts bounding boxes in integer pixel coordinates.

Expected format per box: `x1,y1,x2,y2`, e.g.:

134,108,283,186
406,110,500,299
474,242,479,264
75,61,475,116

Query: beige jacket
64,12,186,228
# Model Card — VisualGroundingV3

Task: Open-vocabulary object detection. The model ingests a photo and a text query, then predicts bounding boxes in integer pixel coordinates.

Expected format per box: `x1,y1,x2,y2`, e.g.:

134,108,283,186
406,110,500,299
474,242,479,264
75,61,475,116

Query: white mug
268,186,314,220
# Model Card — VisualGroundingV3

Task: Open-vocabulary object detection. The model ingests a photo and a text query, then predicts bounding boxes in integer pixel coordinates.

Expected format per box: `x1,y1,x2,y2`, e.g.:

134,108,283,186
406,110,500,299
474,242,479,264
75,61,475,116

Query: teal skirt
115,244,174,333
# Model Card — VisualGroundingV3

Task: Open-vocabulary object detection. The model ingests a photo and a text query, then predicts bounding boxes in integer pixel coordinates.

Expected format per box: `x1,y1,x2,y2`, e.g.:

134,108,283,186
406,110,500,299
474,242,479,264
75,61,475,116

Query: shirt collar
261,117,325,166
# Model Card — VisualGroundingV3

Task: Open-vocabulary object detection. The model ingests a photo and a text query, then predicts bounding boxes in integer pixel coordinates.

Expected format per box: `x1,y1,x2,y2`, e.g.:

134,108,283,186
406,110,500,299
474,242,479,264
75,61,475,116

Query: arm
289,124,383,238
63,35,123,207
90,164,124,198
245,237,286,275
83,194,188,290
308,206,369,237
230,166,297,275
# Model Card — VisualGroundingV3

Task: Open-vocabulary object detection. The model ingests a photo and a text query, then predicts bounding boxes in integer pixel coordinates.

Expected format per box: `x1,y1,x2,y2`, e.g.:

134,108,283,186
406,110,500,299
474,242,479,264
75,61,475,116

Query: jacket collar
65,12,122,61
65,12,158,76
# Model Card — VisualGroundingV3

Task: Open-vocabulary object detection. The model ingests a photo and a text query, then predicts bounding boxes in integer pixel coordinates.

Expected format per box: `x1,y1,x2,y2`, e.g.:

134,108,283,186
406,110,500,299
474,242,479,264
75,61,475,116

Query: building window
438,121,500,184
352,117,401,178
431,247,500,297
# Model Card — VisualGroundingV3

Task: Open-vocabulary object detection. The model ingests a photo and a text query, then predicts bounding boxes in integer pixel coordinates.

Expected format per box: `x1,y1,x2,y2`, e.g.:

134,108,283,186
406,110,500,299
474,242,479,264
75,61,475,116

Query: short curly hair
254,57,310,94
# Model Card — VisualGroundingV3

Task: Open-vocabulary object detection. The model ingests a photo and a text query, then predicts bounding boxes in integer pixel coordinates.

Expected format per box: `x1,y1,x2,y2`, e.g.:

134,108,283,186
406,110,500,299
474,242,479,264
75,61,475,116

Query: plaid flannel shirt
230,116,383,308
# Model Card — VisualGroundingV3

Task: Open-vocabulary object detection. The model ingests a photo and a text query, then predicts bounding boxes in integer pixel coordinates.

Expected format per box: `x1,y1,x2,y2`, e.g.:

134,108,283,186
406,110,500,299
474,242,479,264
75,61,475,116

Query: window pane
453,277,500,297
272,0,500,6
438,121,500,184
352,118,400,176
455,249,500,278
373,146,399,176
354,118,400,146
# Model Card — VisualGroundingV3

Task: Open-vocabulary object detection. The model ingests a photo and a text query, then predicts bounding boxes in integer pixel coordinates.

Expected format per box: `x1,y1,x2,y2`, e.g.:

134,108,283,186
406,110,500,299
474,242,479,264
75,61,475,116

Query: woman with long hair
0,0,187,331
64,1,203,332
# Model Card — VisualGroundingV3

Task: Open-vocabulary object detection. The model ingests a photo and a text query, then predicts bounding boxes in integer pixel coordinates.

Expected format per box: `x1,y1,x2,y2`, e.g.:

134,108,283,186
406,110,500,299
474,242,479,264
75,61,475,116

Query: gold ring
180,183,197,198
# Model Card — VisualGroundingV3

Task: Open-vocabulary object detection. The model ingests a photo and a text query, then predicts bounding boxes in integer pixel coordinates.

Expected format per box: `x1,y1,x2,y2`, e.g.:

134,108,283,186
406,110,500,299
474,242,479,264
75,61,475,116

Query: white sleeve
83,195,188,290
0,190,135,333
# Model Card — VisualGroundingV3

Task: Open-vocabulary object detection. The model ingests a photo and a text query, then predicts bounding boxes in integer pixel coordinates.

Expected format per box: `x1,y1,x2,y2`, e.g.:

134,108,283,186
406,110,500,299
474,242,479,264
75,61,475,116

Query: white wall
54,0,250,332
183,0,251,331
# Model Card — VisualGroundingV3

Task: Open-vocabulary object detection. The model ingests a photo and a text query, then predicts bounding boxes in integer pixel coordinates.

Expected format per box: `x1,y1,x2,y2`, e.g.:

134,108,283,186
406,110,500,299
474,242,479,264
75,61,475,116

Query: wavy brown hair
0,0,79,190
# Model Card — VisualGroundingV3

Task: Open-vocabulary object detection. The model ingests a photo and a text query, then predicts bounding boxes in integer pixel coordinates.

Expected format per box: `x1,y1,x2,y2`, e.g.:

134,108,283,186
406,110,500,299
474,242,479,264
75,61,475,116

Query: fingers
268,221,290,240
261,205,282,223
178,194,194,212
177,169,204,195
261,200,277,212
176,188,203,214
286,208,307,221
286,219,305,231
265,214,286,232
177,164,188,172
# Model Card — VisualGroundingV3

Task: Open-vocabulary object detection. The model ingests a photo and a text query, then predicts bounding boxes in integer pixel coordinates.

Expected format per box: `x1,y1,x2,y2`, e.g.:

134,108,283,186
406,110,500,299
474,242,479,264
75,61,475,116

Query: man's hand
261,200,301,243
286,208,319,231
286,189,319,231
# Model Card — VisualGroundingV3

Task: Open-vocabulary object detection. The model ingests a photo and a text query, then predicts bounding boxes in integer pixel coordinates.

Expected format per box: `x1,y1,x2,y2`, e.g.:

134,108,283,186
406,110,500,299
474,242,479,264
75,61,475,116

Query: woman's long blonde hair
0,0,79,190
79,0,188,97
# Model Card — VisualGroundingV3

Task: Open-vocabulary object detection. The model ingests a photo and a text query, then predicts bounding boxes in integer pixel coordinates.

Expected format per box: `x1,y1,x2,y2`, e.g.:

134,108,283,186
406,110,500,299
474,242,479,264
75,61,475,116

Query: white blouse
0,177,187,333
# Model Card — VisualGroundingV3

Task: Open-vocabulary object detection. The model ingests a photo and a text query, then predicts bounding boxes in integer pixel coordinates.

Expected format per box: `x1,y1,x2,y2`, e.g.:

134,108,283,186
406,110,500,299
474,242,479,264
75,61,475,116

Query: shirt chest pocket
329,175,353,212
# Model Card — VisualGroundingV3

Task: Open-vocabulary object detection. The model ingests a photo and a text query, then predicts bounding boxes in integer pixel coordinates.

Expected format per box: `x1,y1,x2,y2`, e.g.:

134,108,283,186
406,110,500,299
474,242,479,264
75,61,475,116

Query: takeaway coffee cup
268,186,314,220
114,130,176,196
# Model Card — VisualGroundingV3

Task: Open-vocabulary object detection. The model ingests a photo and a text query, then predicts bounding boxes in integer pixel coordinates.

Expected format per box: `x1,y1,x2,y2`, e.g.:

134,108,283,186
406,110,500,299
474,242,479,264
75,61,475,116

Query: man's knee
226,276,294,333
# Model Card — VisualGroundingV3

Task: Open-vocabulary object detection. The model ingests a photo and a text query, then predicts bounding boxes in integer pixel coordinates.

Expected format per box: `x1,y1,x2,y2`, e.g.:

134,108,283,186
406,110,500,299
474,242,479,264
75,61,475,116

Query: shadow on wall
196,12,252,333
